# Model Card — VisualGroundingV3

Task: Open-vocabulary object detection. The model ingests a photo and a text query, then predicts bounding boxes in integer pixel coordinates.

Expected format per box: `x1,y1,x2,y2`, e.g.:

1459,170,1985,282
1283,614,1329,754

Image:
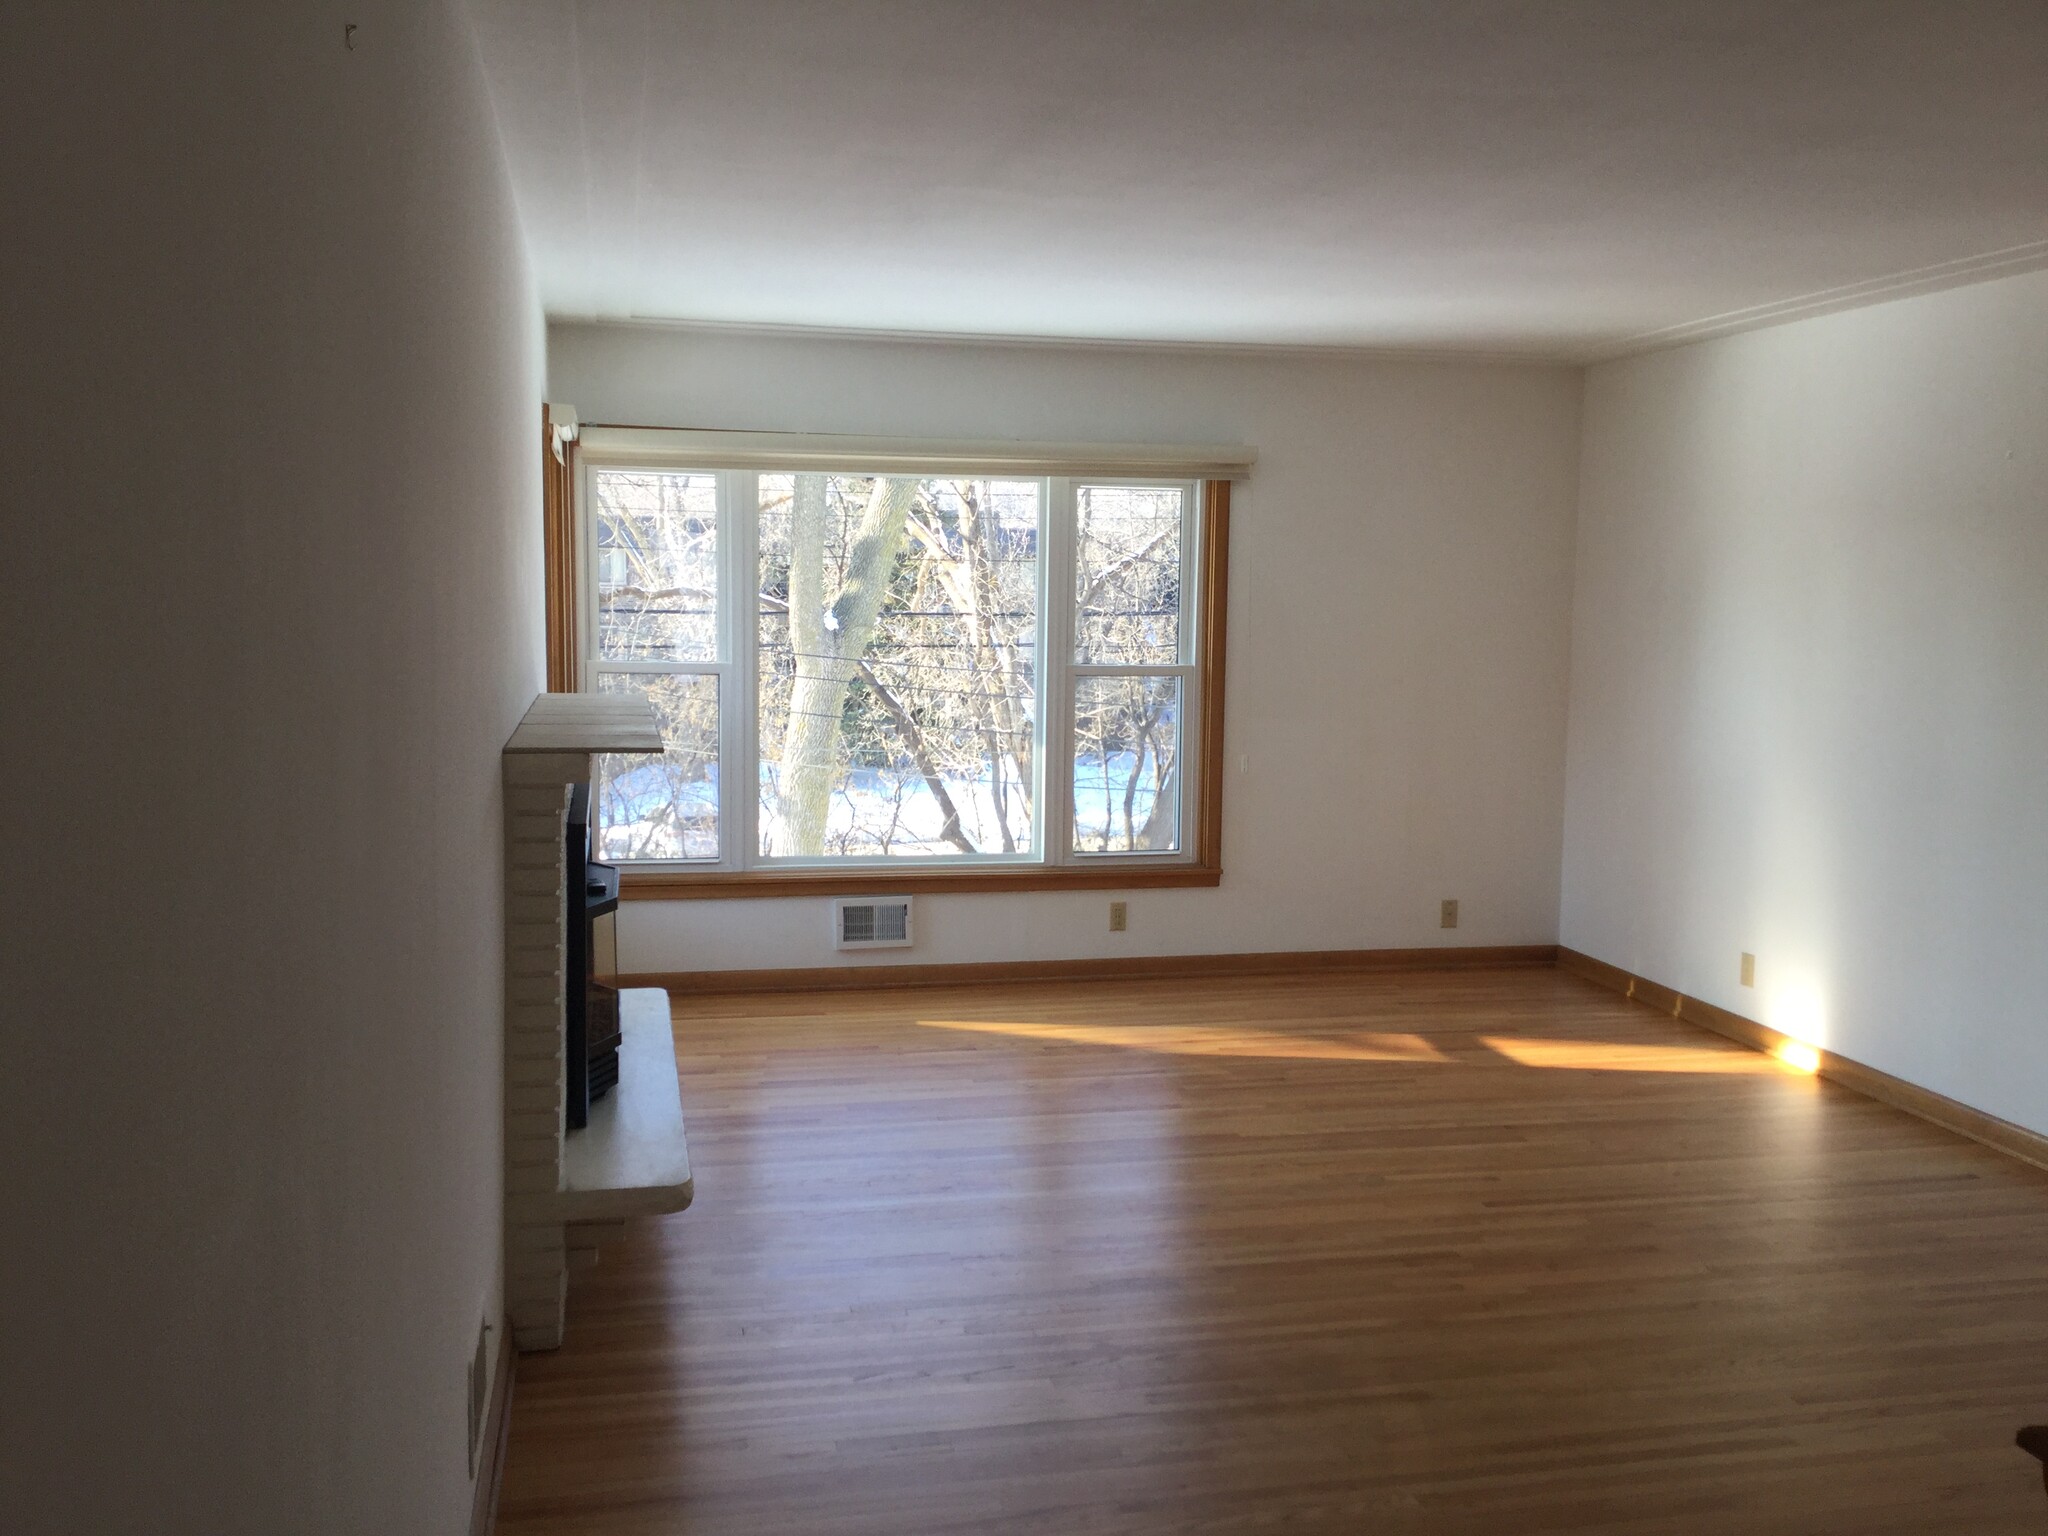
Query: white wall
549,325,1583,973
2,5,541,1532
1562,268,2048,1134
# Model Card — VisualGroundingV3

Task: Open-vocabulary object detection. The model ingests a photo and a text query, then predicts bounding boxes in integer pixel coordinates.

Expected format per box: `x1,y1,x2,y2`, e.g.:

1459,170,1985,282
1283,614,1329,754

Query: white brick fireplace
501,694,692,1352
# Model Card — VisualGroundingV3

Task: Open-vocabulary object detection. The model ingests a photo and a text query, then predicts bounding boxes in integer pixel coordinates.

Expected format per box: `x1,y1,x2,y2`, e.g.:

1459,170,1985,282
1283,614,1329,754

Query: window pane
1072,675,1182,854
1074,484,1182,665
594,671,719,861
756,473,1040,858
593,468,719,661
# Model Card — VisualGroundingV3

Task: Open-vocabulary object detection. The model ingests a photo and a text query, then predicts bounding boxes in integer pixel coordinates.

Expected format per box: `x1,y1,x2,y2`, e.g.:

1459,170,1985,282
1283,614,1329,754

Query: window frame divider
728,469,759,874
1042,477,1075,868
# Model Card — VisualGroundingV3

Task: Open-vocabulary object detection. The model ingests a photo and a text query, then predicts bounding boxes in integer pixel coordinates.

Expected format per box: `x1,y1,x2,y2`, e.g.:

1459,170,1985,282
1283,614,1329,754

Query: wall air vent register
834,897,914,950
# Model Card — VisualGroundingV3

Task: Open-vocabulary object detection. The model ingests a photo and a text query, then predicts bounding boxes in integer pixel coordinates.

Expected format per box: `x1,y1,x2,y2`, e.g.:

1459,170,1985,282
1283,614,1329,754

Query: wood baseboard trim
1557,946,2048,1176
624,944,1559,996
470,1325,514,1536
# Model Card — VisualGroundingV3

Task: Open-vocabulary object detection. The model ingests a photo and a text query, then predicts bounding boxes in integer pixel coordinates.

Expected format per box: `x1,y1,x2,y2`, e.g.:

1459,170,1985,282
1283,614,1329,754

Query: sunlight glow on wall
1763,978,1830,1051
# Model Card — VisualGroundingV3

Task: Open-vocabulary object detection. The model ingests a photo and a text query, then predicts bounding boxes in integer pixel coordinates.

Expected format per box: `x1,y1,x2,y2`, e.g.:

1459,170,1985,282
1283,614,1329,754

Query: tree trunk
1138,744,1180,849
774,475,917,855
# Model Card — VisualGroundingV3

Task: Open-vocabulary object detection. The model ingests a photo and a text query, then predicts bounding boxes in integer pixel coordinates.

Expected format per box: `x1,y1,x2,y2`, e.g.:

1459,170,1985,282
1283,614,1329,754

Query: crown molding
544,238,2048,372
1588,238,2048,363
552,312,1573,368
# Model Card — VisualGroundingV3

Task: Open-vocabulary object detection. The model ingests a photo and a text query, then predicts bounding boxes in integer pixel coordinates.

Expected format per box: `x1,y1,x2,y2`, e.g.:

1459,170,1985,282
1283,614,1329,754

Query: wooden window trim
618,862,1222,901
1193,477,1230,870
540,426,1229,899
542,405,580,694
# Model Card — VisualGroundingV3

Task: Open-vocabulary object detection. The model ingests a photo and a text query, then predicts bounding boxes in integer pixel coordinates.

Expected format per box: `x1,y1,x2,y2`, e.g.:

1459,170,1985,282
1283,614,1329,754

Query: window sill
618,864,1222,900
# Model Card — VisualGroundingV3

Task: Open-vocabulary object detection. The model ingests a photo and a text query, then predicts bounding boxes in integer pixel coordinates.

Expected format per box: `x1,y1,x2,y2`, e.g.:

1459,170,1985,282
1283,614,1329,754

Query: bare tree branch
855,659,979,855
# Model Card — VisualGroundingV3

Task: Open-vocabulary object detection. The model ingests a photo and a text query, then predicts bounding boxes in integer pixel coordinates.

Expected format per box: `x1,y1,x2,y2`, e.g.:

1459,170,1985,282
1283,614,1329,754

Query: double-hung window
568,432,1235,894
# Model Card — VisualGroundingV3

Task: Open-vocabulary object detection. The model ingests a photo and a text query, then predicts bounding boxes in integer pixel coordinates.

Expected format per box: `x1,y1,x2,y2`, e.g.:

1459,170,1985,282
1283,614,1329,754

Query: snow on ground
599,756,1169,859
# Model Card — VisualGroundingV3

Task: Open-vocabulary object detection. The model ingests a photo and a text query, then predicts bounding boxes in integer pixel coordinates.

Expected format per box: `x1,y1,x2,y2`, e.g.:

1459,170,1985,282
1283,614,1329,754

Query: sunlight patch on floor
1480,1035,1785,1074
914,1018,1820,1077
1770,1038,1822,1073
915,1018,1451,1062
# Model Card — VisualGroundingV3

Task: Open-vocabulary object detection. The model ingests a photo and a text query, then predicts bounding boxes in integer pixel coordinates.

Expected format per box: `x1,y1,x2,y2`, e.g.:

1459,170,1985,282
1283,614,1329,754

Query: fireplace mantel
501,691,674,1352
504,692,665,757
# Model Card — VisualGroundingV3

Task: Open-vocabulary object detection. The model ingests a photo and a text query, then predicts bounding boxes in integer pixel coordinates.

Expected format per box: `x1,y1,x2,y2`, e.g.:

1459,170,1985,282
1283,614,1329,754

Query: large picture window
567,437,1231,896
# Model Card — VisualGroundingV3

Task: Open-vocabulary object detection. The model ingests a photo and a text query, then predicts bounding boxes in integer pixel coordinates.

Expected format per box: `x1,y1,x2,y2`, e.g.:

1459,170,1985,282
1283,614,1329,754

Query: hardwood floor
499,967,2048,1534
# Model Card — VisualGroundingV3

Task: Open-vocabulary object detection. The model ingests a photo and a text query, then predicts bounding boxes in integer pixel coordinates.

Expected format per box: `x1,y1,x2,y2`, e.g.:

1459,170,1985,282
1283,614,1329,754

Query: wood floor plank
500,967,2048,1534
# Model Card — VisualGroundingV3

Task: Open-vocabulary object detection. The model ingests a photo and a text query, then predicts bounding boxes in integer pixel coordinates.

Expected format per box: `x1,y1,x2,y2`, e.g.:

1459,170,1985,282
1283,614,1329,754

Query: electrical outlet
1440,898,1459,929
1740,952,1756,988
1109,900,1128,932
